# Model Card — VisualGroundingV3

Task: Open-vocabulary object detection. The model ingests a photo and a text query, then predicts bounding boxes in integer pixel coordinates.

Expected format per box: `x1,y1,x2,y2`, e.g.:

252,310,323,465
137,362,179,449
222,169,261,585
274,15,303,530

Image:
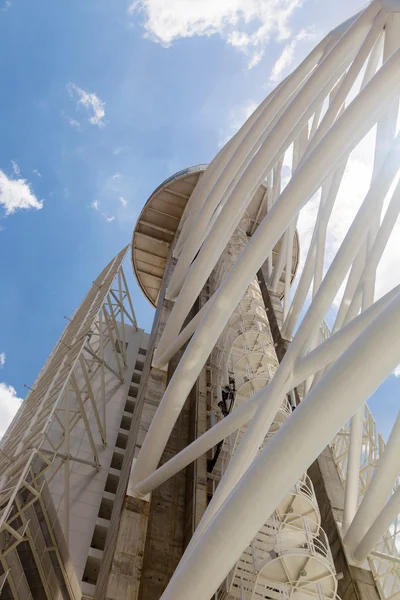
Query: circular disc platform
132,165,300,306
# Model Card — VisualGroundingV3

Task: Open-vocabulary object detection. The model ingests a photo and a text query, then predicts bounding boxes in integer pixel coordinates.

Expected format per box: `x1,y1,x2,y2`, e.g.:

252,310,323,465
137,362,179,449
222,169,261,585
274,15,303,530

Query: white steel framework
0,245,137,597
129,3,400,600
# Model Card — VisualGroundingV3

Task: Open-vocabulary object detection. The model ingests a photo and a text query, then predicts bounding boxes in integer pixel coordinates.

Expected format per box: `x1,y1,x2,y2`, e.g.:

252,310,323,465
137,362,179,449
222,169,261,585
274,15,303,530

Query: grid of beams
0,245,137,597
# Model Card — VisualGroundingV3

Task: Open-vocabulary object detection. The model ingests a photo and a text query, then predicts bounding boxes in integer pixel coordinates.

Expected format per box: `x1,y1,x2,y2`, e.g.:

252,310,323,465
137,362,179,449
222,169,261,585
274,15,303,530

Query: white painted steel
155,4,380,358
167,43,327,298
354,483,400,561
134,6,400,599
344,409,400,553
132,45,400,487
160,291,400,600
204,218,337,599
136,283,400,497
0,247,137,570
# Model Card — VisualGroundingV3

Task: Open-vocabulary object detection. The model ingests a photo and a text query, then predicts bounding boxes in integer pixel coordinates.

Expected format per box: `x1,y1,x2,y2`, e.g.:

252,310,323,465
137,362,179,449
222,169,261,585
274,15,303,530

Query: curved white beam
132,49,400,487
135,283,400,497
354,477,400,562
182,131,400,556
160,287,400,600
344,408,400,553
167,39,329,298
156,9,378,359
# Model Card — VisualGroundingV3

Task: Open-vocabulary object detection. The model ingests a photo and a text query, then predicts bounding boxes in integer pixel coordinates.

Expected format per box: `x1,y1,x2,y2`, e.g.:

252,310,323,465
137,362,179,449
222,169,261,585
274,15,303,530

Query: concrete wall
258,271,381,600
95,249,178,600
44,324,148,594
96,238,209,600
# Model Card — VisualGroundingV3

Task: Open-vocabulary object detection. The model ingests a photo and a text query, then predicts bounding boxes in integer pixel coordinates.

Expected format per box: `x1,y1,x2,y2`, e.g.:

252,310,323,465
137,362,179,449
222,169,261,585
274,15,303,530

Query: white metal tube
157,9,378,354
136,385,260,495
135,283,400,496
286,25,383,339
154,296,213,368
269,231,288,291
132,49,400,487
345,178,400,325
283,222,295,319
183,129,400,552
168,41,329,296
344,408,400,553
172,8,373,279
342,19,400,535
174,80,290,257
353,482,400,562
282,160,347,338
175,136,242,256
303,9,387,161
293,284,400,384
159,57,359,357
343,408,364,533
160,290,400,600
332,245,367,334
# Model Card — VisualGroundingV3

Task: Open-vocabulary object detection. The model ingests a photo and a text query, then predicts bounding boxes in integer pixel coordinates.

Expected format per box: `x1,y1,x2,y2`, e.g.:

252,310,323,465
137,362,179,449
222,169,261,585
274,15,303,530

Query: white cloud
90,200,99,210
130,0,303,68
67,83,105,127
113,147,122,155
0,170,43,215
270,29,315,84
0,353,5,368
11,160,20,176
32,169,41,177
68,118,81,130
119,196,128,207
0,382,22,439
102,213,115,222
393,365,400,377
112,172,121,180
0,1,11,12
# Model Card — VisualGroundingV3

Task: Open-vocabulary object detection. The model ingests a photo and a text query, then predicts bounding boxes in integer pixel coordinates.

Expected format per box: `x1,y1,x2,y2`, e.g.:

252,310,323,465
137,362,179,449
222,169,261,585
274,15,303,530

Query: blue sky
0,0,397,440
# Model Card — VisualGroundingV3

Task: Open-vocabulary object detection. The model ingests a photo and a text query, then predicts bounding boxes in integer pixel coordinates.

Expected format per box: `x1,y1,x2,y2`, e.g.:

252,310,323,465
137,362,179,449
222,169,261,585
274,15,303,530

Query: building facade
3,2,400,599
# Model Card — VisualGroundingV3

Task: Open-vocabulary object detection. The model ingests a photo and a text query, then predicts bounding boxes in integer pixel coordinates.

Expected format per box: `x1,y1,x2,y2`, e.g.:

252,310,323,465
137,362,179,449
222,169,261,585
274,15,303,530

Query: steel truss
331,405,400,600
0,245,137,596
128,3,400,600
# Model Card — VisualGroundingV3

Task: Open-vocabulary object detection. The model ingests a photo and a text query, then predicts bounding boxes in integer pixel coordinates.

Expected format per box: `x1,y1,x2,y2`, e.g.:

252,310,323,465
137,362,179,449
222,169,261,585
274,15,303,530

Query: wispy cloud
130,0,304,69
68,118,81,130
119,196,128,207
102,213,115,222
11,160,20,176
0,352,5,368
0,382,22,439
32,169,42,177
90,199,115,221
269,28,315,84
67,82,105,127
0,1,11,12
112,172,121,180
0,170,43,215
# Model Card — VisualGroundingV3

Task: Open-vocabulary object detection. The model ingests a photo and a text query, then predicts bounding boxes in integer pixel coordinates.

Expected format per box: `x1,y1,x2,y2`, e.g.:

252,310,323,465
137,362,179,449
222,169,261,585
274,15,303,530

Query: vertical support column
97,255,176,600
96,242,208,600
183,288,209,547
260,275,381,600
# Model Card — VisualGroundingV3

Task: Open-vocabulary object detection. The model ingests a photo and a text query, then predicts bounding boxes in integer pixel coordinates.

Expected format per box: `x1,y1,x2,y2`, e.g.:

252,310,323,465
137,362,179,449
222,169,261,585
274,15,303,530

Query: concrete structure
0,249,149,599
3,2,400,599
